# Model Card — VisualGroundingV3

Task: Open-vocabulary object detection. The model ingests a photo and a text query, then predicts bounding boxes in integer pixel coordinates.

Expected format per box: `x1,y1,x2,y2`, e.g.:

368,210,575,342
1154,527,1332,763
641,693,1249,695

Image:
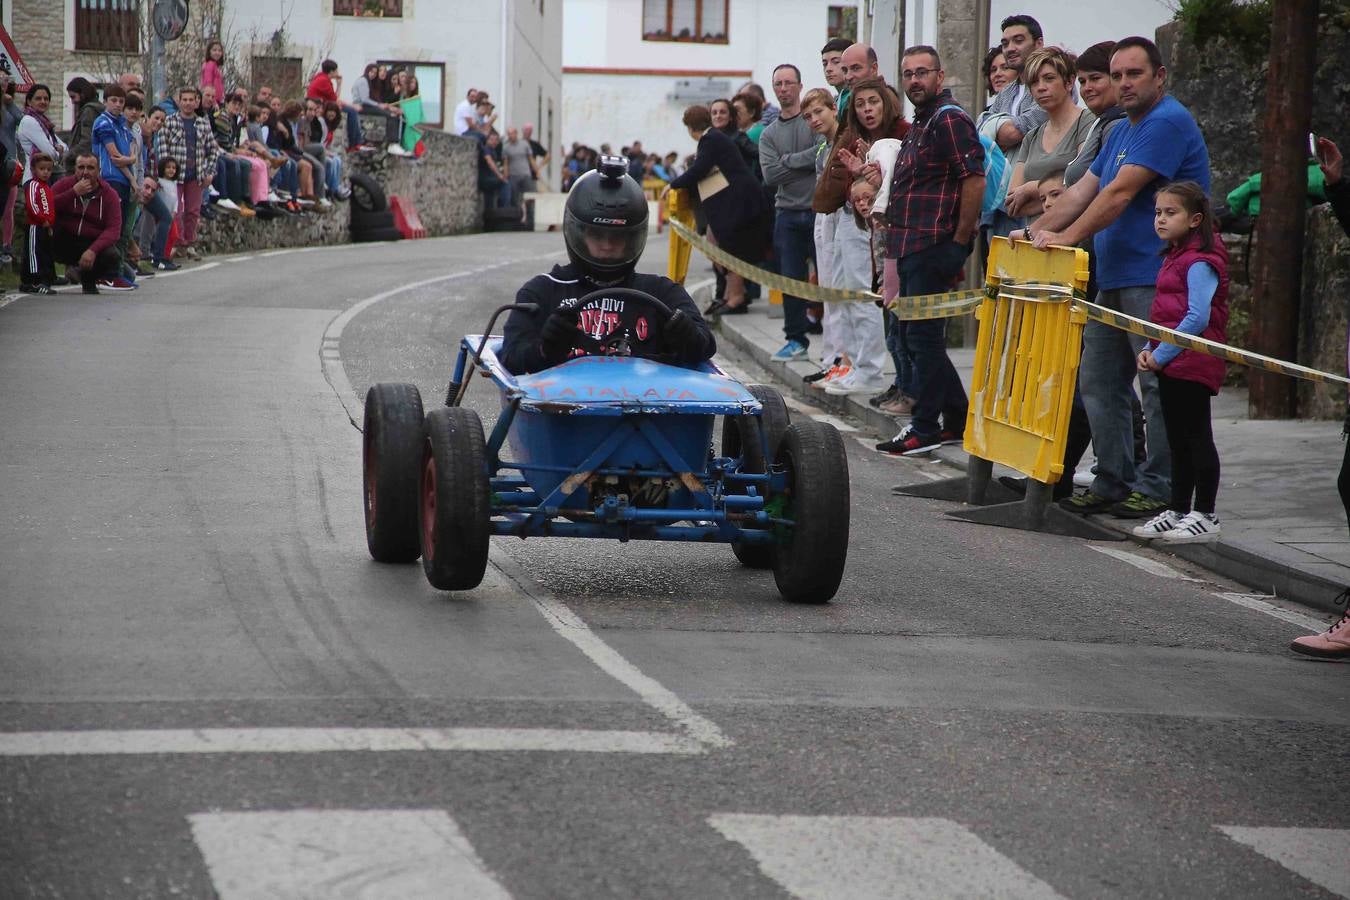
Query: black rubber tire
771,420,850,603
350,207,396,231
348,171,388,213
352,226,404,243
419,407,491,591
363,383,425,563
723,385,789,568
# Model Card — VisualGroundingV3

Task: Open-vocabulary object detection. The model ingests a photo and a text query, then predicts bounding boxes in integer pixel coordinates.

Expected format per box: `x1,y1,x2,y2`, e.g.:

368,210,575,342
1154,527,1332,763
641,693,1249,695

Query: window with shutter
641,0,728,44
74,0,140,53
333,0,403,18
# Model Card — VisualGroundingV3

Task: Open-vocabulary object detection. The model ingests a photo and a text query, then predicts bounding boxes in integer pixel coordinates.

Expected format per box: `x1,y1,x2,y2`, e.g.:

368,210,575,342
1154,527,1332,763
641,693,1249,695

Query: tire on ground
350,207,396,232
363,383,425,563
722,384,789,568
771,419,849,603
352,225,404,243
420,406,491,591
348,171,388,213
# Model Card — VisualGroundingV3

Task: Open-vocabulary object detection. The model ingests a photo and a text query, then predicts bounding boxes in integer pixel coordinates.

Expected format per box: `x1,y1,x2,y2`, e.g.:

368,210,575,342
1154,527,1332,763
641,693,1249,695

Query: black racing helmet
563,156,649,280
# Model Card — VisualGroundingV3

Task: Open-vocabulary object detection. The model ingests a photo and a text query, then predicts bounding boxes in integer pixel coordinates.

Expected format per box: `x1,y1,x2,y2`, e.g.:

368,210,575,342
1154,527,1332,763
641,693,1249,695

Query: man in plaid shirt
154,87,221,255
875,45,985,457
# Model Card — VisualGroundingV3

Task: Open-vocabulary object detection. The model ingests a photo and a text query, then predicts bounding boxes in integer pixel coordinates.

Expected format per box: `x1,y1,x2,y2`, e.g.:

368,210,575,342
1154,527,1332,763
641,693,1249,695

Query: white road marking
708,814,1067,900
1090,545,1202,581
0,293,21,310
0,726,703,757
491,549,732,750
154,261,221,278
1213,592,1325,633
1217,826,1350,898
189,809,512,900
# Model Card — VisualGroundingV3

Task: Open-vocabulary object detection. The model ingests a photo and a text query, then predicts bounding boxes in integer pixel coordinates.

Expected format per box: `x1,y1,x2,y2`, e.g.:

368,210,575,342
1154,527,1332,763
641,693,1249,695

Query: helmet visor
563,210,648,274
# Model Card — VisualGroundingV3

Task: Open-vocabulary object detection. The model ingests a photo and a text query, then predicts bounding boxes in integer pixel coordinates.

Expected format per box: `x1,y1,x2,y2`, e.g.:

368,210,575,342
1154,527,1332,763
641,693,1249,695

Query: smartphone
1309,132,1318,157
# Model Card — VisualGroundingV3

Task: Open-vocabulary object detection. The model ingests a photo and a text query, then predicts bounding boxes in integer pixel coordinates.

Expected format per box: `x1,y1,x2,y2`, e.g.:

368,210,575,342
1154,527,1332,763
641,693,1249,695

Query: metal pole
151,32,166,103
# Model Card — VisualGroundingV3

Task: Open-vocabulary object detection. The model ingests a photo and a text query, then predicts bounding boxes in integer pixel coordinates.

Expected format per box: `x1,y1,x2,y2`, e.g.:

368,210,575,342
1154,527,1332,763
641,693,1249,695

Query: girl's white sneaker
1159,511,1221,544
1131,509,1183,539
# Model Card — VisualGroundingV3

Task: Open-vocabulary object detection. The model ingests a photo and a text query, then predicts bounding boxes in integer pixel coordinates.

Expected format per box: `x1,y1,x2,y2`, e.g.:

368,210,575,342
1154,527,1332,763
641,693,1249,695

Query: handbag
697,166,729,201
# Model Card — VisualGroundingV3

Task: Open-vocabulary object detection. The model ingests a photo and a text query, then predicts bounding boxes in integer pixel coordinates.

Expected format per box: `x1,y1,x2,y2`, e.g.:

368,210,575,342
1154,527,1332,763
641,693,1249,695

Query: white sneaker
1159,510,1220,544
386,144,412,157
217,198,240,212
267,191,283,204
1131,509,1183,539
823,371,857,395
832,377,889,396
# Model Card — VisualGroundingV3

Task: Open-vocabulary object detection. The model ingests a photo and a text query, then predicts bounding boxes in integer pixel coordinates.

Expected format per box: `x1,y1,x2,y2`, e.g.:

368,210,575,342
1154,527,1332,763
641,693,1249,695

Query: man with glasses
875,46,984,456
759,63,825,361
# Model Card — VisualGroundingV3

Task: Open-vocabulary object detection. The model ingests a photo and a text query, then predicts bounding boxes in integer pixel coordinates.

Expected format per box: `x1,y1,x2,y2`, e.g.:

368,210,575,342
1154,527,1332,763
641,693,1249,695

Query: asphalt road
2,232,1348,900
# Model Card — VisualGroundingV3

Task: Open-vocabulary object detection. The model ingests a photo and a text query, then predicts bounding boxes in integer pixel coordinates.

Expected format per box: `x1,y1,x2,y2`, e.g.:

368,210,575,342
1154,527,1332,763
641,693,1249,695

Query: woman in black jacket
666,105,768,315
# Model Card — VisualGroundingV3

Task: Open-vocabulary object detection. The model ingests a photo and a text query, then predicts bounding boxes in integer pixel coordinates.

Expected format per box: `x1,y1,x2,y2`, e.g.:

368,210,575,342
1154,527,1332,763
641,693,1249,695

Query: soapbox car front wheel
721,384,790,569
772,419,850,604
419,407,491,591
363,382,425,563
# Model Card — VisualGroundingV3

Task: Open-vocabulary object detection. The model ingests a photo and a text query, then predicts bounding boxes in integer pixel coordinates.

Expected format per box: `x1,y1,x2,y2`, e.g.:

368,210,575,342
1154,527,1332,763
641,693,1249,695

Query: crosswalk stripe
188,809,513,899
1217,826,1350,898
0,726,704,757
707,814,1066,899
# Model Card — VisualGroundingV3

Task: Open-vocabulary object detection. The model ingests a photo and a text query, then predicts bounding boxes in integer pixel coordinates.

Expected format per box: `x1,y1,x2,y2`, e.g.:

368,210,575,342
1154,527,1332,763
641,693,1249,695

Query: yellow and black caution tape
669,218,983,320
672,220,1348,386
1076,300,1350,387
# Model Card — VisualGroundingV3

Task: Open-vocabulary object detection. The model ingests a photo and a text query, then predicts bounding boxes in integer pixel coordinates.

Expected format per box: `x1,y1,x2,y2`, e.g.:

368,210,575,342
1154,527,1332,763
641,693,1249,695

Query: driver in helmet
500,156,716,374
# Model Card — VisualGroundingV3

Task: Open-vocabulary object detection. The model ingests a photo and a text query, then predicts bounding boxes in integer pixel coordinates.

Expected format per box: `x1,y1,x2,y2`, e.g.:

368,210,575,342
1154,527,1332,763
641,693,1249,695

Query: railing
74,0,140,53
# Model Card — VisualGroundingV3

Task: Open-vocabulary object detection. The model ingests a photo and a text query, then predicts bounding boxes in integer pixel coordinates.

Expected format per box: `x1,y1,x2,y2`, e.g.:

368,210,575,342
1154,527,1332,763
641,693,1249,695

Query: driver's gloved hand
540,309,580,363
663,310,704,357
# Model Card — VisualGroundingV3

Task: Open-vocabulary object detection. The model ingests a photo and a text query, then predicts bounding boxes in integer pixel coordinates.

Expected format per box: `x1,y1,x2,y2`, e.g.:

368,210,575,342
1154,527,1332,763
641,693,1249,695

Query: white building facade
562,0,866,161
10,0,563,182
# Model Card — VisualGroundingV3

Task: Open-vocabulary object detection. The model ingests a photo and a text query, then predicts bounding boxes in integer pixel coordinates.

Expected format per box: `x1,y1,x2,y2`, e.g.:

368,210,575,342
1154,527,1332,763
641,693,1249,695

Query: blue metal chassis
450,336,788,546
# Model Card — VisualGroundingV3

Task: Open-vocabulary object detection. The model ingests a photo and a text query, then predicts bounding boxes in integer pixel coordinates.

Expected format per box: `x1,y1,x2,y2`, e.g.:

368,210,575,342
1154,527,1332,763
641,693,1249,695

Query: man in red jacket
51,153,126,294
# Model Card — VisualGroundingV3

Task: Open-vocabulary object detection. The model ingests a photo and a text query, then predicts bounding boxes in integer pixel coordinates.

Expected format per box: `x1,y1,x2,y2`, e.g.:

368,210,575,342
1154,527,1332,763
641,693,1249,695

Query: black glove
663,309,703,358
540,309,580,363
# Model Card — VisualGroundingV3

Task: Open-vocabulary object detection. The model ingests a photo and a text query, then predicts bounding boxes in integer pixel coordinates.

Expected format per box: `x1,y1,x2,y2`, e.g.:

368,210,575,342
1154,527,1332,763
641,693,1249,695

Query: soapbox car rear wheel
721,384,790,569
363,382,425,563
419,407,491,591
772,419,850,604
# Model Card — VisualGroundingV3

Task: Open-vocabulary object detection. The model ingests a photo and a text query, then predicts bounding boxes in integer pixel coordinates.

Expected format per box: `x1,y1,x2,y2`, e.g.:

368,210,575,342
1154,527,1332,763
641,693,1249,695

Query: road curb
700,285,1346,619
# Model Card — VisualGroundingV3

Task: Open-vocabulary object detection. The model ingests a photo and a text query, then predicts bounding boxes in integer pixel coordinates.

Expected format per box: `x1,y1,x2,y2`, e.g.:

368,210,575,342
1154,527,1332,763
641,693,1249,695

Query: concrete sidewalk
700,279,1349,616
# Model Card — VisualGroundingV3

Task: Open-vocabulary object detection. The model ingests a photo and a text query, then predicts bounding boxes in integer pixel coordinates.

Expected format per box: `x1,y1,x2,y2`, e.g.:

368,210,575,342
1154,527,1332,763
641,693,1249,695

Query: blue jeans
773,207,815,345
344,106,366,147
271,158,298,195
141,191,173,262
324,155,343,195
214,156,247,203
898,240,970,437
885,310,916,395
1079,285,1171,502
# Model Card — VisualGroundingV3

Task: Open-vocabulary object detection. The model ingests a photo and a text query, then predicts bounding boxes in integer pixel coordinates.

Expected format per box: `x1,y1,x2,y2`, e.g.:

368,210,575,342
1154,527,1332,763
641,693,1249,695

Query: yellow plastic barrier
964,237,1090,485
666,189,693,284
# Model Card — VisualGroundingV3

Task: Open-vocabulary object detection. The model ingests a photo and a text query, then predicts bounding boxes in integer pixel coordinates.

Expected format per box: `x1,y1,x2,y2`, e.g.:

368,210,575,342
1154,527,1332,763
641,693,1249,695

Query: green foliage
1174,0,1273,55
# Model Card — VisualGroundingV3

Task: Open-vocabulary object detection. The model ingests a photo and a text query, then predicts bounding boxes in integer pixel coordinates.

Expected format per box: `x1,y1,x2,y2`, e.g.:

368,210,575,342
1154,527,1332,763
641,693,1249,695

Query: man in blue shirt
1029,35,1210,518
91,84,137,286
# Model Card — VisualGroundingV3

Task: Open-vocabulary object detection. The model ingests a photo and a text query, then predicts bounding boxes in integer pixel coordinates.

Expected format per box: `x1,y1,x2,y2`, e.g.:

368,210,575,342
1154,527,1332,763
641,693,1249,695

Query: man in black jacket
500,157,715,375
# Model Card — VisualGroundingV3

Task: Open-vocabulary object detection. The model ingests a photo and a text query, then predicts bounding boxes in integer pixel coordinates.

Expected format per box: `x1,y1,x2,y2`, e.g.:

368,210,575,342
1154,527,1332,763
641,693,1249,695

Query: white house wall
562,0,863,159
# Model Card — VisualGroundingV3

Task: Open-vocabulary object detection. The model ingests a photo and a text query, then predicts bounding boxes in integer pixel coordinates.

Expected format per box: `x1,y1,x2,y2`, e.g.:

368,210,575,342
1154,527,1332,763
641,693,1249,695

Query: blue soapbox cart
361,289,850,603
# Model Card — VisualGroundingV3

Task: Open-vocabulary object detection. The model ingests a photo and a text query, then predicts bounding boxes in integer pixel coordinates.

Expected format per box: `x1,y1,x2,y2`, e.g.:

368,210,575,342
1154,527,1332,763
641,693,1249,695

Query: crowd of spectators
2,54,421,294
452,87,550,211
657,18,1324,552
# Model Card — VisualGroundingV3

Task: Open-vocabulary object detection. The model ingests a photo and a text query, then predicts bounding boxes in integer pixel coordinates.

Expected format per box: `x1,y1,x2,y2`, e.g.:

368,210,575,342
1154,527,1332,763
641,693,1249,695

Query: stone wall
349,116,483,236
194,204,349,256
193,116,481,255
1158,16,1350,418
1160,19,1350,201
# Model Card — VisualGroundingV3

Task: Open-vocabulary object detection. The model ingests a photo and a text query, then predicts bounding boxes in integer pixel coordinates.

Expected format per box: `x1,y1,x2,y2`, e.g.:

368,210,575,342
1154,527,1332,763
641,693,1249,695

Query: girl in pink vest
1132,181,1229,544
